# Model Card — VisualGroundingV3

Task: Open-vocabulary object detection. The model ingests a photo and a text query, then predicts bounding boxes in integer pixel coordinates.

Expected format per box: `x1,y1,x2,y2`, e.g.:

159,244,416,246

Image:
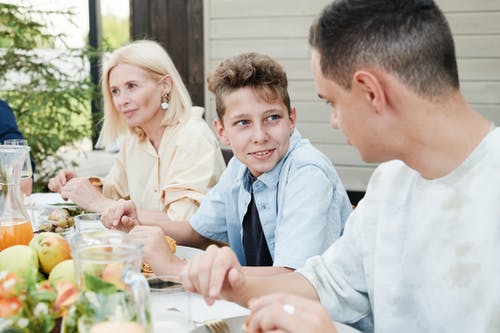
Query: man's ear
213,118,230,145
160,75,173,95
352,69,386,114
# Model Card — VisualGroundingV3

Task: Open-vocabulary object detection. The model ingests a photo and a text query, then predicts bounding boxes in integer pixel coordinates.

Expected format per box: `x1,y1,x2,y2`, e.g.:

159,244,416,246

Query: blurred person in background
0,98,35,195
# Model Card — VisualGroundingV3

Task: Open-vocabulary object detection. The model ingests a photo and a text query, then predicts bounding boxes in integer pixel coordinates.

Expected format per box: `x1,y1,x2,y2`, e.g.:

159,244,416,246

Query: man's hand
247,293,338,333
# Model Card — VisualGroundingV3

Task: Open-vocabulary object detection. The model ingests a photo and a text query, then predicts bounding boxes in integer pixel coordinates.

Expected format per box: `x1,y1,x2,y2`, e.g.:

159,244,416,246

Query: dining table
27,192,360,333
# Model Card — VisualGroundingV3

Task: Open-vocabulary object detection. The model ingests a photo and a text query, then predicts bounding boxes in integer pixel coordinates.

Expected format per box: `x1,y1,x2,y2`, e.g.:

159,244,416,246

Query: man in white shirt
178,0,500,332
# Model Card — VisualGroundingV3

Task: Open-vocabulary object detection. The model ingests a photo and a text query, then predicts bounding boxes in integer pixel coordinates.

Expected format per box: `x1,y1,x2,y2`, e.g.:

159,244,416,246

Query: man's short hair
309,0,459,99
208,52,291,122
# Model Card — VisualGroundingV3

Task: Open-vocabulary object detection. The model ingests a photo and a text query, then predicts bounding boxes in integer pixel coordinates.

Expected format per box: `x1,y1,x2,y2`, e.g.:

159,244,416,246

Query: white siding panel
335,166,375,192
210,39,310,60
289,80,320,102
313,143,378,167
458,59,500,81
211,17,314,39
447,12,500,34
437,0,500,12
462,82,500,104
294,101,330,123
455,36,500,58
473,105,500,124
297,123,346,145
210,0,329,18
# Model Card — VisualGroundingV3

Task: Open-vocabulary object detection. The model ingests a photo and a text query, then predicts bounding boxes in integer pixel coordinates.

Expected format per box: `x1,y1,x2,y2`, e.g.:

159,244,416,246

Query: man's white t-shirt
299,128,500,333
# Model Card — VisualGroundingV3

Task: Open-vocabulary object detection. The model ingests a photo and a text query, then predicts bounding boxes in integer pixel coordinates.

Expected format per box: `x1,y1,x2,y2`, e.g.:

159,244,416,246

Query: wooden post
88,0,102,147
130,0,204,108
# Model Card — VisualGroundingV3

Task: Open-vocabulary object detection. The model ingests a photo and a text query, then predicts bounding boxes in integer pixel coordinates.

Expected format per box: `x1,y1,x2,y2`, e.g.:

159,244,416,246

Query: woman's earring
161,93,169,110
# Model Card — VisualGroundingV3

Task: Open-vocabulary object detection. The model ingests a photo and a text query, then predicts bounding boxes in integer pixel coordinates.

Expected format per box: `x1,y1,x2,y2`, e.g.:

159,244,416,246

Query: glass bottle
0,144,33,251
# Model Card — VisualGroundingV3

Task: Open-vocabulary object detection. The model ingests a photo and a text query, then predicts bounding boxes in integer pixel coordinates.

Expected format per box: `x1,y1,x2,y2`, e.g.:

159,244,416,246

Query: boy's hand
129,225,185,276
180,245,247,305
101,199,139,232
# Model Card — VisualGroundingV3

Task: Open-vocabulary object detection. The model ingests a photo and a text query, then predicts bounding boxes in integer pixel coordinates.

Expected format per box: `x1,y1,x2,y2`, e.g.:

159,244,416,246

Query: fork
205,318,230,333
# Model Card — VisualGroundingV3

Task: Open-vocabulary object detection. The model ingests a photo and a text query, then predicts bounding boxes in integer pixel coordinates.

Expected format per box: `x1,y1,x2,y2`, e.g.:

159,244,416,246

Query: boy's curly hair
208,52,291,122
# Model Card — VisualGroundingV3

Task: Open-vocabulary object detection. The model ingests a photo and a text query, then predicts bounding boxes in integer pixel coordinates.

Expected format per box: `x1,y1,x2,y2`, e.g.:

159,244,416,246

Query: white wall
204,0,500,191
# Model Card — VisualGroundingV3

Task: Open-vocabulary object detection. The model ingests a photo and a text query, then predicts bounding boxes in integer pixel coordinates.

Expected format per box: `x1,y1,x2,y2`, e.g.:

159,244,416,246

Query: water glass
3,139,34,224
3,139,32,179
148,276,193,333
74,213,106,232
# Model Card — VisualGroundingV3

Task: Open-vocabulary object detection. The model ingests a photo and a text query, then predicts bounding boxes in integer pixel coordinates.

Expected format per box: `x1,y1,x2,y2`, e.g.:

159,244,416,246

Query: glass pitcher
0,144,33,251
68,229,152,333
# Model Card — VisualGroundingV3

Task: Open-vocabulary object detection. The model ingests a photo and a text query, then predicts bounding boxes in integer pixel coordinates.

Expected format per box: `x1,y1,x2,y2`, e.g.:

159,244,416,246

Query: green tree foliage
0,3,100,192
102,14,129,49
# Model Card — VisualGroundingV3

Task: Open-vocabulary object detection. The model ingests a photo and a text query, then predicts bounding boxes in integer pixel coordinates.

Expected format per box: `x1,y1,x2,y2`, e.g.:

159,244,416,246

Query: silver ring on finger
282,303,296,315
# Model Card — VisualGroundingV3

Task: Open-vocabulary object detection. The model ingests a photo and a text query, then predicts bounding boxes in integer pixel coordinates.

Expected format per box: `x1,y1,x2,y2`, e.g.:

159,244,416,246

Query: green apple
49,259,76,285
0,245,39,280
29,232,72,275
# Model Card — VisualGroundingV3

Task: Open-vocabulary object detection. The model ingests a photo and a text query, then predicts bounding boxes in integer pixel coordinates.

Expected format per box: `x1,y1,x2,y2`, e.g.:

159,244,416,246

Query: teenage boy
178,1,500,332
102,52,352,275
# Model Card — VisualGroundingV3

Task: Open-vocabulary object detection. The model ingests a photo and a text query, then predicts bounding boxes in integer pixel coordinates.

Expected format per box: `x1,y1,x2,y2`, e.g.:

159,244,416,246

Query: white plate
189,315,360,333
190,315,246,333
30,193,72,207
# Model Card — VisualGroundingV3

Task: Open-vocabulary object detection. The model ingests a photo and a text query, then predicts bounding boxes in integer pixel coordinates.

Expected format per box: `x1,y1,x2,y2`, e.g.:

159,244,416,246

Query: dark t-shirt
242,177,273,266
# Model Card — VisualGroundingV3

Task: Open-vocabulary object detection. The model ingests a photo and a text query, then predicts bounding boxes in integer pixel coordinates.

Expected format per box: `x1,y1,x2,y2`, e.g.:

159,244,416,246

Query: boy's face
214,87,296,177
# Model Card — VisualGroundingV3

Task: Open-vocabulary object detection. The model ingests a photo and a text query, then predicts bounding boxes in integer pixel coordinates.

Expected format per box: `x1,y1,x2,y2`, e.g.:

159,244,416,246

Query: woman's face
108,63,167,131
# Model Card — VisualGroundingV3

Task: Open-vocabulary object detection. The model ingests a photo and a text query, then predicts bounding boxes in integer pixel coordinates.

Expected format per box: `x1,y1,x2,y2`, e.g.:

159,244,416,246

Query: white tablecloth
151,292,249,323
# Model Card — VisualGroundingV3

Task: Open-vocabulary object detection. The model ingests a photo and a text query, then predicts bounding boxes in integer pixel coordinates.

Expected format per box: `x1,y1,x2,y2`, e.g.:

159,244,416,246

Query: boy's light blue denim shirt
190,129,352,268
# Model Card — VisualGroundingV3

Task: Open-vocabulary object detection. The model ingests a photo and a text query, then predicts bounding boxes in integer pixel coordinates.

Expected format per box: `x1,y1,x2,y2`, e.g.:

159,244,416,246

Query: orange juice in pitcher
1,145,33,250
0,219,34,251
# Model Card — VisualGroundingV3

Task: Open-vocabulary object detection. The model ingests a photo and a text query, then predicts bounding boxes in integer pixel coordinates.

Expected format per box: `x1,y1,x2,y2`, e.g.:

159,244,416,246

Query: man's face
214,87,296,177
310,50,382,163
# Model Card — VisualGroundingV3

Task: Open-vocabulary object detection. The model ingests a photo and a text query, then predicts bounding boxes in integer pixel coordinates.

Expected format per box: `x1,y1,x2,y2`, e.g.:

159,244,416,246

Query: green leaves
0,3,101,192
83,272,118,295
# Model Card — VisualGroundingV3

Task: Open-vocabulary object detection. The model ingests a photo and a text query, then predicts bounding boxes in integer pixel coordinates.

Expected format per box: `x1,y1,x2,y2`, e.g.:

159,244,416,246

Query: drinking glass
74,213,106,232
3,139,35,224
3,139,32,179
148,275,193,333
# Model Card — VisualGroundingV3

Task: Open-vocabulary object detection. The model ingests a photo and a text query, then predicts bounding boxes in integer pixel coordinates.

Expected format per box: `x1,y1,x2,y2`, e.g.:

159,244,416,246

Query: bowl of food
36,208,77,239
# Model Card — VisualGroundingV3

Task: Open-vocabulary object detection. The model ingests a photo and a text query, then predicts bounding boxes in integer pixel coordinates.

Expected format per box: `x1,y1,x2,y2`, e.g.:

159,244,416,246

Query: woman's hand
101,199,139,232
20,178,32,196
58,177,105,211
48,169,77,193
246,293,338,333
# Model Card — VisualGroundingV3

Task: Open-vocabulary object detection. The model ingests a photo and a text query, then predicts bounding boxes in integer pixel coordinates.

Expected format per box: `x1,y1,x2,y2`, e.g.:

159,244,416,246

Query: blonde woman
49,40,225,222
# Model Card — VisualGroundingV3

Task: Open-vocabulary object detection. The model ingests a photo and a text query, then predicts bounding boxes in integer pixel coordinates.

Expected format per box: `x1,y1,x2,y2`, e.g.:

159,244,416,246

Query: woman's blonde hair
99,40,192,145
